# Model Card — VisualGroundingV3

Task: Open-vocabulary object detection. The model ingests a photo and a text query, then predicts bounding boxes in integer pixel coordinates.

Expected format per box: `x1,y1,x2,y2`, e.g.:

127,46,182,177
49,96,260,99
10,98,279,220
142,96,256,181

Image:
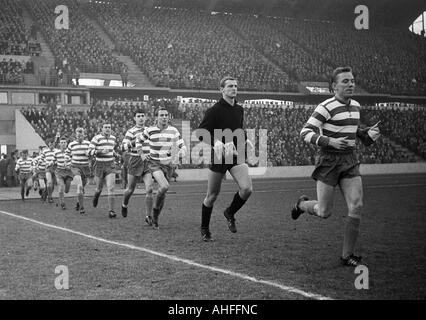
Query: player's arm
196,107,216,146
300,104,350,150
136,130,149,159
357,121,381,146
15,160,20,173
122,130,134,152
175,129,187,156
88,136,99,157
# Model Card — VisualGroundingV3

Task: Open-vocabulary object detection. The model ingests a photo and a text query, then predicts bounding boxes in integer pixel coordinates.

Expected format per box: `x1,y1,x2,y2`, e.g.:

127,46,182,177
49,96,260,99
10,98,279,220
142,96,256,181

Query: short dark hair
219,76,237,88
133,110,146,117
155,107,168,116
332,66,353,83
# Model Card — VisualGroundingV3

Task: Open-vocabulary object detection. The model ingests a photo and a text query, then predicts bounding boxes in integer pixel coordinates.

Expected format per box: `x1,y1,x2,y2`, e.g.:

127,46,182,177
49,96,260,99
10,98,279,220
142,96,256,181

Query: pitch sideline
0,209,333,300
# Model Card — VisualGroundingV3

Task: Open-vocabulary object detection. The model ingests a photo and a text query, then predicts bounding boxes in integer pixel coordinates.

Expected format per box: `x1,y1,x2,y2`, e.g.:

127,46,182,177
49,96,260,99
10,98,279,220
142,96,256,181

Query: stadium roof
127,0,425,30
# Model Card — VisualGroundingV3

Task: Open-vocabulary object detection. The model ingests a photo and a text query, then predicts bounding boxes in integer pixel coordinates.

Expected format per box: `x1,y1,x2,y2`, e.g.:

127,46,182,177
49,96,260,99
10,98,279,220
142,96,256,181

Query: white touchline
0,209,333,300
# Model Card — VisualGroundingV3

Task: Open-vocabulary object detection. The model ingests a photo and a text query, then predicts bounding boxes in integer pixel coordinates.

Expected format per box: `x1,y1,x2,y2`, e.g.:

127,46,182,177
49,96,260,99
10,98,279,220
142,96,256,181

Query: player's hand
178,146,187,158
328,136,352,150
140,153,147,161
213,140,225,158
246,139,254,152
224,142,237,157
367,121,381,141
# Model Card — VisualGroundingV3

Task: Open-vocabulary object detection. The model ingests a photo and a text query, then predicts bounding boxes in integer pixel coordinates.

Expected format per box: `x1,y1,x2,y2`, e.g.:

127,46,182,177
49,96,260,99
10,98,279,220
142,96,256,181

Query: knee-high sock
300,200,321,217
343,216,361,258
47,185,53,199
227,192,246,216
154,192,166,213
122,188,133,207
145,194,153,217
59,191,64,204
201,203,213,229
108,194,115,212
77,193,84,208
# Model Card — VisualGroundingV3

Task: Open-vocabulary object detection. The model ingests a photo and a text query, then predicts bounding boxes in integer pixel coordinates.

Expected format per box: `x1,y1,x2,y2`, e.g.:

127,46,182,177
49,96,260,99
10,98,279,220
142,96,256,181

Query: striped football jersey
300,97,361,153
136,125,185,163
67,140,90,166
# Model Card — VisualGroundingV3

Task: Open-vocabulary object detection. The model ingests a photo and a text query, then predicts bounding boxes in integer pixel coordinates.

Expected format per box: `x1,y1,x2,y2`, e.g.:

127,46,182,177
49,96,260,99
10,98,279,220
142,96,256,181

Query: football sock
123,189,132,207
145,194,153,217
108,195,115,212
78,193,84,209
228,191,246,216
343,216,361,258
300,200,321,217
201,203,213,229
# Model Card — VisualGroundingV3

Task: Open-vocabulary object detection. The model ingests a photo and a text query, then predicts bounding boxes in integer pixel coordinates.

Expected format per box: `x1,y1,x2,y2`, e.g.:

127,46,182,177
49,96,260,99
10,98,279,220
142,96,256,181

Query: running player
67,127,91,214
121,110,154,224
89,122,118,218
15,150,33,201
291,66,381,267
195,76,253,242
52,137,74,209
136,107,186,229
33,146,48,201
42,136,59,203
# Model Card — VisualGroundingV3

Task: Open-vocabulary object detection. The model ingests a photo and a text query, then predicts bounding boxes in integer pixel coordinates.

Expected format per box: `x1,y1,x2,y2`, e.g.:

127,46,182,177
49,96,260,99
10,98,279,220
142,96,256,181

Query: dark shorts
94,160,115,179
37,171,46,180
209,155,245,174
71,165,90,185
55,168,74,182
128,156,150,177
311,152,361,187
148,159,174,182
19,173,32,183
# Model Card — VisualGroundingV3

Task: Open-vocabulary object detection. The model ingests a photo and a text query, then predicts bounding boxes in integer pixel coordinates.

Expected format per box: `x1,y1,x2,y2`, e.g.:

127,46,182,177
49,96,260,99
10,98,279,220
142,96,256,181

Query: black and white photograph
0,0,425,307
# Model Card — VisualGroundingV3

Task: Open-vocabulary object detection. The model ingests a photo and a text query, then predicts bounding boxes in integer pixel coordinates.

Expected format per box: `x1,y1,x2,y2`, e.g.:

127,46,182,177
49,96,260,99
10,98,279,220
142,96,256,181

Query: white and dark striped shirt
136,125,185,163
300,97,361,154
32,155,45,172
42,147,57,167
53,149,72,170
122,125,149,157
15,158,33,174
67,140,90,166
89,133,117,162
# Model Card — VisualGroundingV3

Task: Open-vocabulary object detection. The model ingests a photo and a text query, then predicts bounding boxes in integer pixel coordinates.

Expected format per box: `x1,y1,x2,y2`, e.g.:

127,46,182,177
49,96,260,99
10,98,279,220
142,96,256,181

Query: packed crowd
0,57,34,84
181,102,422,166
0,0,41,56
361,106,426,160
21,98,181,143
87,2,298,92
220,14,333,82
272,18,426,95
22,100,426,167
3,0,424,94
26,0,121,74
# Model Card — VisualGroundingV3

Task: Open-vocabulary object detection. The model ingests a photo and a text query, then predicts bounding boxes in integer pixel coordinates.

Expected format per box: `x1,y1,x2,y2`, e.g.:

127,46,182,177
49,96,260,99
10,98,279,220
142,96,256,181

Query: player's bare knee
158,185,169,195
240,186,252,199
349,200,363,216
206,193,219,205
145,185,153,195
107,186,114,195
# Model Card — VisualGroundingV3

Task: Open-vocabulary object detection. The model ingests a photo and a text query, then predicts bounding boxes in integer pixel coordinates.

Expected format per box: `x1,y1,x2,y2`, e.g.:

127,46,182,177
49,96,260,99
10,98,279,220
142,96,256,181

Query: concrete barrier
174,162,426,181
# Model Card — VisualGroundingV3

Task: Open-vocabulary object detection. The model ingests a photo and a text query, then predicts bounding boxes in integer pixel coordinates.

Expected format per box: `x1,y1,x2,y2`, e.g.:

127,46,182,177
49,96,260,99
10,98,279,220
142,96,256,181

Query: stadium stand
86,2,298,91
21,101,426,168
25,0,121,74
0,0,41,56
